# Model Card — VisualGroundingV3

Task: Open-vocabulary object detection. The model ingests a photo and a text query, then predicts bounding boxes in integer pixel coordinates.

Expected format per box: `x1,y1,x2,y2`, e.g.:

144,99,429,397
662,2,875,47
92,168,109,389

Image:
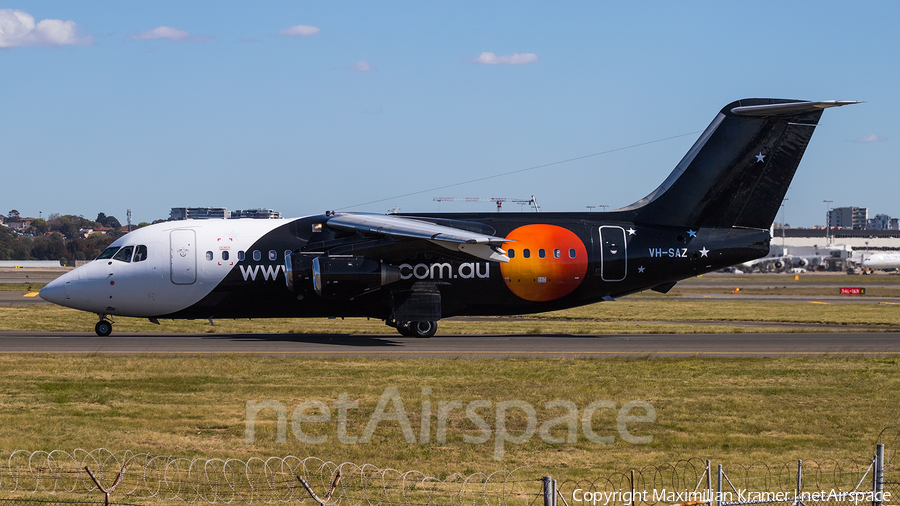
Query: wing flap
327,213,511,262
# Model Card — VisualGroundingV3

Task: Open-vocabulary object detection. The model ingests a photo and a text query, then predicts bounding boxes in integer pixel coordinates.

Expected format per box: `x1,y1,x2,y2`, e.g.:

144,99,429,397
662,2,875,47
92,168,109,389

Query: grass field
0,282,45,291
0,355,898,479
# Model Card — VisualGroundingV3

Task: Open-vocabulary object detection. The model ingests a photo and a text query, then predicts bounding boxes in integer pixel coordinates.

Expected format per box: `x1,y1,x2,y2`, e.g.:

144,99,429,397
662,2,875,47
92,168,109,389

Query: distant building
6,217,35,232
169,207,230,220
828,206,868,230
230,208,283,219
867,214,900,231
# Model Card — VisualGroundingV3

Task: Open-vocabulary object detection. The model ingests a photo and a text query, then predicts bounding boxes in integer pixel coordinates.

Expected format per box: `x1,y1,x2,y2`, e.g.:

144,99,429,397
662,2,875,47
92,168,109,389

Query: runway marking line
22,293,39,298
808,301,830,304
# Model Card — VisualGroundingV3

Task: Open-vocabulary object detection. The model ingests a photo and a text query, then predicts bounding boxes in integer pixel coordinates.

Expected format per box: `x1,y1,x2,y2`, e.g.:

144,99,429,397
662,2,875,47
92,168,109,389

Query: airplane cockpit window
253,250,261,261
113,246,134,263
133,245,148,262
206,251,213,261
96,246,120,260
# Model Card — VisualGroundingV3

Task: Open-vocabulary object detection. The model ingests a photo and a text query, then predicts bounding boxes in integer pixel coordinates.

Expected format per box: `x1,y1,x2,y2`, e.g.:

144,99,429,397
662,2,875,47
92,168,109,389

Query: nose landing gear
95,315,113,337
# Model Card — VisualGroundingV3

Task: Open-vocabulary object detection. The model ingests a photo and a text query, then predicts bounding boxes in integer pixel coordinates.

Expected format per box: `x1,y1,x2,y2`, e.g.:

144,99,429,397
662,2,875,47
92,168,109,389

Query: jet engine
774,260,785,269
286,254,400,299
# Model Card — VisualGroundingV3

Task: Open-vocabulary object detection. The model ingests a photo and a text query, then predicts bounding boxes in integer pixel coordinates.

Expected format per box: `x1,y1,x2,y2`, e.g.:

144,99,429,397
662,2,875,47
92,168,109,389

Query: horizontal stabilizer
731,100,861,117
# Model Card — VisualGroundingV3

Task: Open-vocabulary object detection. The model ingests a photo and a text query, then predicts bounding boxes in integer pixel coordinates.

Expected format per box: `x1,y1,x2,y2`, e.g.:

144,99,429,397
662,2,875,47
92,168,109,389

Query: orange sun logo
500,224,588,301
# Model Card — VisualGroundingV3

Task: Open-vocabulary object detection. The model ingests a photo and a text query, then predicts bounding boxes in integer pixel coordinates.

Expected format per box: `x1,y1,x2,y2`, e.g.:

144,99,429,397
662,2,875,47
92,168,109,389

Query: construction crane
512,195,540,213
432,196,539,212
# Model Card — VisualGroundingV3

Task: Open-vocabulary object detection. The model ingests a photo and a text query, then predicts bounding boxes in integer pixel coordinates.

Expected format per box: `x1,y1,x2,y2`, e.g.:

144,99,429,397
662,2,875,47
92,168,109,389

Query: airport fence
0,445,895,506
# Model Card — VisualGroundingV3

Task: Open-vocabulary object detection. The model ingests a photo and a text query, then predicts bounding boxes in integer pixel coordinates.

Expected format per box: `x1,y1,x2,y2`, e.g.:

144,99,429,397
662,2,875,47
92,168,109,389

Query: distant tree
31,234,67,260
104,216,121,230
96,212,107,225
137,222,151,228
151,219,166,224
8,209,20,220
31,218,49,234
60,222,80,239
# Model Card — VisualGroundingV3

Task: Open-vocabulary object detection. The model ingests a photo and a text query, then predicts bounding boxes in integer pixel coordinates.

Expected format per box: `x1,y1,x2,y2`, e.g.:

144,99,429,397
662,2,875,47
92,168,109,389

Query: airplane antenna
127,209,133,233
387,206,401,215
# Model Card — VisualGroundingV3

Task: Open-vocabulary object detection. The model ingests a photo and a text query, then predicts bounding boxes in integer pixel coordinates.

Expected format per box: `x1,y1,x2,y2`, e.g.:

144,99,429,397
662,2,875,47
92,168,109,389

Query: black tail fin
621,98,858,229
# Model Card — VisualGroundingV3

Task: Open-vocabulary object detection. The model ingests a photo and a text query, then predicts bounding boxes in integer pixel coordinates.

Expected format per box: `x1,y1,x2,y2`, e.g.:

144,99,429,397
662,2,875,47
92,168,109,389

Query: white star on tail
638,266,645,273
627,228,636,236
687,229,697,238
699,247,709,257
755,152,765,163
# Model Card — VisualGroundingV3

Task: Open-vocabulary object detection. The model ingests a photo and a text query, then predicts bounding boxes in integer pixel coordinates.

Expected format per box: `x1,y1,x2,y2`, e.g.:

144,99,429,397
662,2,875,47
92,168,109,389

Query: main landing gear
95,314,113,337
388,320,438,338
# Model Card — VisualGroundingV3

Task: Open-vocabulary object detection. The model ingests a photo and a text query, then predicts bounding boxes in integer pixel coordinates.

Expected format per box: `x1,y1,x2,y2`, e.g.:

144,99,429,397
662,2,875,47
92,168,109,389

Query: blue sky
2,1,896,226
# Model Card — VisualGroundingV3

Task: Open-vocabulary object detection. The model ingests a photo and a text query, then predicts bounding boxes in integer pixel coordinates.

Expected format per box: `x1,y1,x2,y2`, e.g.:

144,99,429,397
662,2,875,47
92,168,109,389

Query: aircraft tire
409,321,437,338
95,320,112,337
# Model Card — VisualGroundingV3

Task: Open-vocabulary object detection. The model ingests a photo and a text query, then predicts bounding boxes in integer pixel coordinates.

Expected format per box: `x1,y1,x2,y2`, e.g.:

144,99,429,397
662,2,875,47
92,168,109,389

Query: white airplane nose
39,278,66,305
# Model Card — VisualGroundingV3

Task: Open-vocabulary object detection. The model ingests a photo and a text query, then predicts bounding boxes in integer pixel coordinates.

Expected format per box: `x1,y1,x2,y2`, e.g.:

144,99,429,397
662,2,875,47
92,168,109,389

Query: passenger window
523,249,531,259
238,251,245,261
133,245,148,262
96,246,120,260
113,246,134,263
554,249,561,258
206,251,213,261
222,251,229,261
284,250,291,259
539,249,546,258
569,248,576,258
268,250,277,261
253,250,261,261
508,249,515,258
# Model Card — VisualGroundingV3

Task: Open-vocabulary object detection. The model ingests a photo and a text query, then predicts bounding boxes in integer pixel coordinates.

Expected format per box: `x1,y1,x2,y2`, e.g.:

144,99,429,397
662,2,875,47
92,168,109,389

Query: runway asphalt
1,331,899,357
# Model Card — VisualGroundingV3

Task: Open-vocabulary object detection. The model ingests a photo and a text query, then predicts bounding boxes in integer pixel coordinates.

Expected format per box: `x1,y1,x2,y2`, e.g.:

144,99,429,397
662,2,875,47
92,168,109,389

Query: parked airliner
857,252,900,271
40,98,858,337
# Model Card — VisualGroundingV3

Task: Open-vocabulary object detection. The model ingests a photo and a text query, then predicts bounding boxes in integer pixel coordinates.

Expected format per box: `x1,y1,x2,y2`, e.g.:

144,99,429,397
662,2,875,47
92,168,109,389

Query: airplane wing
326,213,512,262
